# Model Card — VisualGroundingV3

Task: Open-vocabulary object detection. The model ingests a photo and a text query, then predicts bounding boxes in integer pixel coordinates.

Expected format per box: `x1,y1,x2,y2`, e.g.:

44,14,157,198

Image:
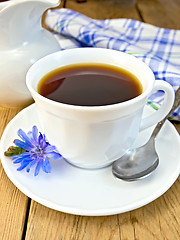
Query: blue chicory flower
11,126,62,176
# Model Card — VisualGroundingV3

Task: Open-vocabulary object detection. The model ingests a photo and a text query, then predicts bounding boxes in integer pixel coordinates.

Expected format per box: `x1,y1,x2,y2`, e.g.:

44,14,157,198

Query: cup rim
26,48,155,112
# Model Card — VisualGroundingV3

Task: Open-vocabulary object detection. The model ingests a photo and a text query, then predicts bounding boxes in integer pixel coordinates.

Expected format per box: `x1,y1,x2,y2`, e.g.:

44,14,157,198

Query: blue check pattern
46,8,180,121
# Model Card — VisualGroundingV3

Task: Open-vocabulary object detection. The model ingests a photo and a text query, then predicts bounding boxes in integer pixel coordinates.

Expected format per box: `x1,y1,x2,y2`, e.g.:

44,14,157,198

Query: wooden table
1,0,180,239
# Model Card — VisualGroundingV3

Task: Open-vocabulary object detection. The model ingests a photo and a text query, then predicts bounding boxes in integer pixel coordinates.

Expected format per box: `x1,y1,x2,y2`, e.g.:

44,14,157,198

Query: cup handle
140,80,175,131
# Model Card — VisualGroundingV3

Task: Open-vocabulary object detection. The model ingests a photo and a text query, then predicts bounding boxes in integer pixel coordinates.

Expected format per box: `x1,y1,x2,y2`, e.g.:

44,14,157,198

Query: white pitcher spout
0,0,60,48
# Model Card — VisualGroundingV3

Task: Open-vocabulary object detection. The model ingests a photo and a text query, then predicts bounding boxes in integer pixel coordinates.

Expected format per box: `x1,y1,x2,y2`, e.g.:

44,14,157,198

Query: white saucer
0,104,180,216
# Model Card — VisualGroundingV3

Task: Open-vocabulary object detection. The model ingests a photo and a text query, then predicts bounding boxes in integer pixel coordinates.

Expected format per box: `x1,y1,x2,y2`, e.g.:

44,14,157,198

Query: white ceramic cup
26,48,175,169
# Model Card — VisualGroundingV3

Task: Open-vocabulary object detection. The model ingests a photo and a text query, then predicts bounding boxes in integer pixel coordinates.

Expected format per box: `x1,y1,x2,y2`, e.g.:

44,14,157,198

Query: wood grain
66,0,141,20
0,107,29,240
137,0,180,29
25,204,120,240
116,177,180,240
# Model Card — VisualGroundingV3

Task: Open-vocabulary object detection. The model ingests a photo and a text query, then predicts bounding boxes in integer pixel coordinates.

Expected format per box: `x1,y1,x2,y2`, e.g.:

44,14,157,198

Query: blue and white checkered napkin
45,8,180,121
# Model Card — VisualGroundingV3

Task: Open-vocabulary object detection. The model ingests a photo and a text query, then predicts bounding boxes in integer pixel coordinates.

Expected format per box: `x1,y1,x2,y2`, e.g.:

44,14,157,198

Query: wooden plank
0,107,29,240
25,204,120,240
137,0,180,29
117,177,180,239
65,0,141,20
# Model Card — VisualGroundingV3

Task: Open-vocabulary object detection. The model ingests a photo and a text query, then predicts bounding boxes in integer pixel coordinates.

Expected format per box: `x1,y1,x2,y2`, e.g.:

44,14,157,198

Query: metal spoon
112,87,180,181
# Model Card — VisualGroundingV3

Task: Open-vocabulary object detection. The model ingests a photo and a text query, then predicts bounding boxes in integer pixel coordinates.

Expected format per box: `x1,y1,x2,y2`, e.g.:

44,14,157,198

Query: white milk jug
0,0,60,107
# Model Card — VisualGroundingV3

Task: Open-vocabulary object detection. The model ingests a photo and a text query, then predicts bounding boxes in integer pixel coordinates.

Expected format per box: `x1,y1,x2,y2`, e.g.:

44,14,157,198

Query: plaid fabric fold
45,8,180,121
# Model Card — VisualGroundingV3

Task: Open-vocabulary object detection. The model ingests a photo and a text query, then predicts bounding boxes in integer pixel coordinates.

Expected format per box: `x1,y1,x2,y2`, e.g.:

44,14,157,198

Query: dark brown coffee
37,63,142,106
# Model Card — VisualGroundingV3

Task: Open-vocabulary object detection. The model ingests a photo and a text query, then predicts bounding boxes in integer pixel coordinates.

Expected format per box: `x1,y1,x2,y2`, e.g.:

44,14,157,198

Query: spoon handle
152,87,180,138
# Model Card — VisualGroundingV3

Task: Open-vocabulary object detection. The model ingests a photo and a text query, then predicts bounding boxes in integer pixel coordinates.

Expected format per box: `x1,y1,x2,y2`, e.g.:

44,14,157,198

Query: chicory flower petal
9,126,62,176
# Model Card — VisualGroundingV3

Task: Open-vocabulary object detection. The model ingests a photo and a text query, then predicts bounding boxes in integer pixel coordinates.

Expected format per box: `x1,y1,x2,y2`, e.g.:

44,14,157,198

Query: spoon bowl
112,87,180,181
112,138,159,181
